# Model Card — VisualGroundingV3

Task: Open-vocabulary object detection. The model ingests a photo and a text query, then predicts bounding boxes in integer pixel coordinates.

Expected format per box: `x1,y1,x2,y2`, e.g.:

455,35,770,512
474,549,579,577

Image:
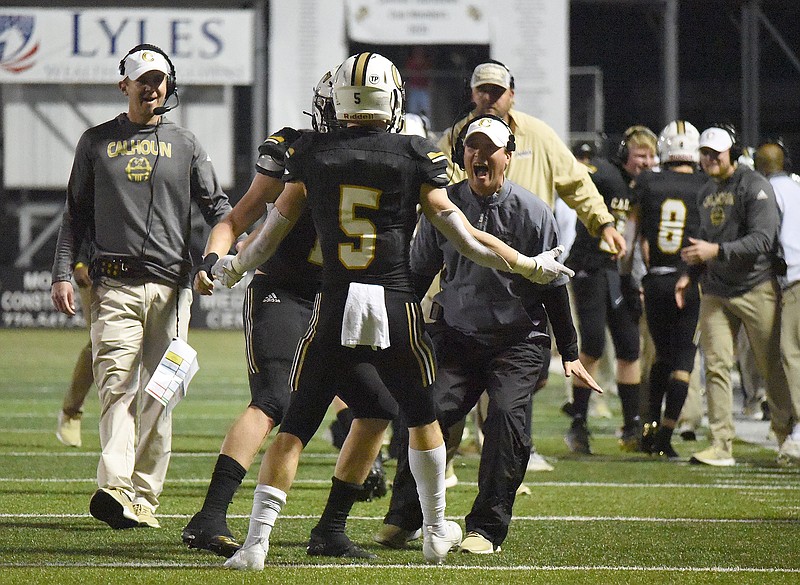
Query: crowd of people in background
50,48,800,568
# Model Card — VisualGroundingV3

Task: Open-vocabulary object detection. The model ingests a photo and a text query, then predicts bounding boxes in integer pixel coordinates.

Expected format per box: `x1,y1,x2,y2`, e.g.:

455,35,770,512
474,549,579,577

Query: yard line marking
1,561,799,573
1,476,798,491
2,513,798,525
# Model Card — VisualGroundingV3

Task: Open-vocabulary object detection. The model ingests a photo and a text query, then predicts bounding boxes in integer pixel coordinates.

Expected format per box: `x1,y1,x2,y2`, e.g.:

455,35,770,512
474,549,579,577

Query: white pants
91,279,191,509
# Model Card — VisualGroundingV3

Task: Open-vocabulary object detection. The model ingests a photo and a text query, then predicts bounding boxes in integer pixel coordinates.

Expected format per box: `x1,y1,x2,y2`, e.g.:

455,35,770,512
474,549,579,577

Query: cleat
679,428,697,442
89,488,139,529
690,446,735,467
224,541,267,571
132,503,160,528
641,421,658,454
619,422,644,452
565,420,591,454
423,520,462,564
652,444,681,459
357,453,388,502
57,410,82,448
373,524,422,549
307,532,376,558
460,530,501,554
182,513,241,558
527,449,554,472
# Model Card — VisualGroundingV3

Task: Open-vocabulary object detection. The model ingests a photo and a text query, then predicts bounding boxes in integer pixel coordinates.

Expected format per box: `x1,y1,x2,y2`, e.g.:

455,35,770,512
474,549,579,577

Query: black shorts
571,269,640,362
243,275,315,424
280,287,437,446
642,272,700,373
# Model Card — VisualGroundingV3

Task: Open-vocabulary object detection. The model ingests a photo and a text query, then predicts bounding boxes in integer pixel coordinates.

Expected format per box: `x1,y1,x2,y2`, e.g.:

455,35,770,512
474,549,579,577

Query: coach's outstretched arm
420,184,573,284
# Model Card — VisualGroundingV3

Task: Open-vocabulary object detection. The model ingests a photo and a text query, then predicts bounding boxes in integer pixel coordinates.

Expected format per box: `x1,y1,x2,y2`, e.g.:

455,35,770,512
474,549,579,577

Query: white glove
512,245,575,284
211,254,246,288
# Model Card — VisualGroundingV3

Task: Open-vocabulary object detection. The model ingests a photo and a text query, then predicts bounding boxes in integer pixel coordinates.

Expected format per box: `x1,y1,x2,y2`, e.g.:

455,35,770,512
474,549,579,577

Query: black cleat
357,453,388,502
565,420,591,454
89,488,139,530
619,423,644,452
182,513,241,558
652,443,681,460
307,532,377,559
641,421,659,454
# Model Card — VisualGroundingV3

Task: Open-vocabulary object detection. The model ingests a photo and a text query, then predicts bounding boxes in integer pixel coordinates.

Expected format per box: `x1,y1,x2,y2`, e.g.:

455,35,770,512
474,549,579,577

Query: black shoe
641,421,659,454
182,513,241,558
357,453,388,502
679,429,697,442
652,442,680,459
619,422,644,452
307,532,377,559
565,420,591,454
89,488,140,530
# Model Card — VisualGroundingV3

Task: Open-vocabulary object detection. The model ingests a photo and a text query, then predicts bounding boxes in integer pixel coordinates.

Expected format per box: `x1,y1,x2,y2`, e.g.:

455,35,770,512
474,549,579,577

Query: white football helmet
658,120,700,163
332,52,405,132
311,70,338,133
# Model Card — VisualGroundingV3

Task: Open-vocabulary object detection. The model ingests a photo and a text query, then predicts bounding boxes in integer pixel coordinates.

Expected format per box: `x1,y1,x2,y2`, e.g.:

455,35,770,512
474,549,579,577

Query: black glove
620,274,642,323
192,252,219,281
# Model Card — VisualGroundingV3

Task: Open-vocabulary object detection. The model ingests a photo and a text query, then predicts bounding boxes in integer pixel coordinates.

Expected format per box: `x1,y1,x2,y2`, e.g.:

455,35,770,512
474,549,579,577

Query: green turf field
1,328,798,584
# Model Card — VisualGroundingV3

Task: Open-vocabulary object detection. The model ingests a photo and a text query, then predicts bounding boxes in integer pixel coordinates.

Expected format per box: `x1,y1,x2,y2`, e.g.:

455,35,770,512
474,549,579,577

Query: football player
635,120,706,458
214,52,572,569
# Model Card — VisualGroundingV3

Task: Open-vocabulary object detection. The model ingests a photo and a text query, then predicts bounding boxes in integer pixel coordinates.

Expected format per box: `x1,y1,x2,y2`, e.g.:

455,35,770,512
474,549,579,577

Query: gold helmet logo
126,156,152,182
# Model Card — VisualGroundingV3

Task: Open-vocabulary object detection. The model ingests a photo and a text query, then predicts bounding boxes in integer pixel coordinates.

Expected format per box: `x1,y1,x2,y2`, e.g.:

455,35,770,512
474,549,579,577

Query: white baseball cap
699,127,734,152
470,63,512,89
464,117,512,148
121,49,170,81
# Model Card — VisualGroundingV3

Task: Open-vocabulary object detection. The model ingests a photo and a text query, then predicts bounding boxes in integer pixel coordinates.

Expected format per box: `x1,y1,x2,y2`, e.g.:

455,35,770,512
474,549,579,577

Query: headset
709,122,743,163
119,44,179,114
758,135,791,172
451,114,516,170
616,125,658,164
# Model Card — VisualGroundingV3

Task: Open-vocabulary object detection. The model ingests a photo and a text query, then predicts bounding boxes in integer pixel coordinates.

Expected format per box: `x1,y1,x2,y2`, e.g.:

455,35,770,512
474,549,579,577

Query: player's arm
211,181,307,288
419,184,573,284
195,173,285,294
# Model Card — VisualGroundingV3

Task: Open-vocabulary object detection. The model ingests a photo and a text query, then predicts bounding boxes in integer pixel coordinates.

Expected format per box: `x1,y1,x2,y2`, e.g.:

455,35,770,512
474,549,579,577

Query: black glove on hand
192,252,219,281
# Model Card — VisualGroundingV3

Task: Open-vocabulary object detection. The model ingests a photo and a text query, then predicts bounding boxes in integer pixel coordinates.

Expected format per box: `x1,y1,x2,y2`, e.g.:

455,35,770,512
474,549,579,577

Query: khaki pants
62,284,94,416
780,281,800,426
699,279,792,455
91,279,191,509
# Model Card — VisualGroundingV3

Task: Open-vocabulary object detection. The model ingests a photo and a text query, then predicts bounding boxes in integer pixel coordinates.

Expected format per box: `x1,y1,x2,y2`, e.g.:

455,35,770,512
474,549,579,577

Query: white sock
791,423,800,441
408,444,447,534
242,484,287,549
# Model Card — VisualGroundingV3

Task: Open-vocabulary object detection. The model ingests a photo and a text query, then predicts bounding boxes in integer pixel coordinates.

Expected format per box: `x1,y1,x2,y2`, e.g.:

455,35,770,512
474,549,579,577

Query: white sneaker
690,446,735,467
422,520,462,564
444,460,459,489
527,450,554,472
460,530,501,554
778,437,800,465
57,411,82,447
224,540,268,570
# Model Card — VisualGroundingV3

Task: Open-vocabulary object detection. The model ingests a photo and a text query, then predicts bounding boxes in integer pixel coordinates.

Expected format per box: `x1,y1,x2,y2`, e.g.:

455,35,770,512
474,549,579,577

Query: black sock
664,377,689,422
572,385,593,421
199,454,247,519
311,476,363,537
618,383,641,428
647,362,670,422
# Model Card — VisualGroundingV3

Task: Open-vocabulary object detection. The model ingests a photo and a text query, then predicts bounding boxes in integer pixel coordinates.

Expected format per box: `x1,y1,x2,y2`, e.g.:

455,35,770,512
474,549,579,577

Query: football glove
212,254,246,288
512,245,574,284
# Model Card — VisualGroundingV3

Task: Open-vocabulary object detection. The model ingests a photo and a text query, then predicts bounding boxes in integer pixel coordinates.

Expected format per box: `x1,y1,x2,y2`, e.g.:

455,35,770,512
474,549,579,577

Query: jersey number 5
339,185,380,269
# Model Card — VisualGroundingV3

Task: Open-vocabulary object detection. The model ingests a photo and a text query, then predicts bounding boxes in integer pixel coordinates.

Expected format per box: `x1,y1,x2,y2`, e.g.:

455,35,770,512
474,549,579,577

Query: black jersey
635,168,706,272
566,157,635,272
284,127,449,291
254,127,321,300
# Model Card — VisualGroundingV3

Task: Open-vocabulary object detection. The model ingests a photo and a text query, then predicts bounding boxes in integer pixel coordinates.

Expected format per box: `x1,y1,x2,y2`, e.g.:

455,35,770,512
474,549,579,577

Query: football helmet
332,52,405,132
311,70,338,133
657,120,700,163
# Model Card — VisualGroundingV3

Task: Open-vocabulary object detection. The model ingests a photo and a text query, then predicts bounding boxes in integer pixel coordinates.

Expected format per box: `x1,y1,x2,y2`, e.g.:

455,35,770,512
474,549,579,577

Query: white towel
341,282,391,349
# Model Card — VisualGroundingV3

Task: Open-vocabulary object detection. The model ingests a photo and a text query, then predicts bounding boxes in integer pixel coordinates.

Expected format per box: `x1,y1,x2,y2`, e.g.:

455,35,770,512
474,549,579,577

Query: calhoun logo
126,157,152,182
0,15,39,73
